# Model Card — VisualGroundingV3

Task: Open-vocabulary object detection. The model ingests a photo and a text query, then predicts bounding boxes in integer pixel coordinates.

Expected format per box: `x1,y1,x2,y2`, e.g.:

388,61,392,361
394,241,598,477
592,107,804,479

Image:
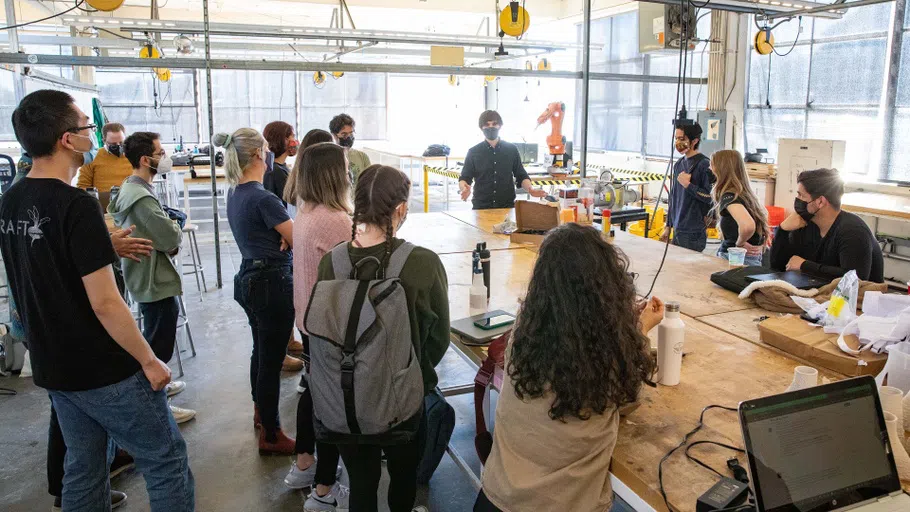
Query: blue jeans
717,248,764,267
672,231,708,253
234,259,295,439
48,371,195,512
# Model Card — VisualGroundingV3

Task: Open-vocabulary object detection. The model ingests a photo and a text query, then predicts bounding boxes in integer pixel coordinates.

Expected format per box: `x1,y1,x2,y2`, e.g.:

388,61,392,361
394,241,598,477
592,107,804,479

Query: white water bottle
657,301,685,386
469,268,488,316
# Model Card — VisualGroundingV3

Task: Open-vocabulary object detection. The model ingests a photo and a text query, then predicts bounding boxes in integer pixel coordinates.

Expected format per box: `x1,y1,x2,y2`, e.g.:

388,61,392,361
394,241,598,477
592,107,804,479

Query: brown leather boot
253,405,261,430
282,354,304,372
258,428,296,456
287,339,304,353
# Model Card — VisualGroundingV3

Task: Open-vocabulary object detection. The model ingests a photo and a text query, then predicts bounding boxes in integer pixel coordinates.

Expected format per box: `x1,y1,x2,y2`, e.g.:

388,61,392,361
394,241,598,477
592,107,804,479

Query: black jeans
139,297,180,364
47,404,66,497
337,412,426,512
234,259,294,440
473,491,502,512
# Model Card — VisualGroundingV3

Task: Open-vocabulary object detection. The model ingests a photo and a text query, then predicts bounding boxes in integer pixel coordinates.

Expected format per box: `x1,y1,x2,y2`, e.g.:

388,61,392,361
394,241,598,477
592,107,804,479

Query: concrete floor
0,234,484,512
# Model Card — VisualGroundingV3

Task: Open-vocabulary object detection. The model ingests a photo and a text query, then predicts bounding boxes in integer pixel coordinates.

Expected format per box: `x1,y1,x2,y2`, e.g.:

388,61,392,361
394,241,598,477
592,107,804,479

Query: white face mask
152,155,173,175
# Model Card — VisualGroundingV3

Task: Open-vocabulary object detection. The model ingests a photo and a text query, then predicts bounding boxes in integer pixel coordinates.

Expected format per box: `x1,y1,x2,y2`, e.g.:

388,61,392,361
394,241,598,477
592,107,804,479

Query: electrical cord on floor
0,387,16,395
658,404,739,511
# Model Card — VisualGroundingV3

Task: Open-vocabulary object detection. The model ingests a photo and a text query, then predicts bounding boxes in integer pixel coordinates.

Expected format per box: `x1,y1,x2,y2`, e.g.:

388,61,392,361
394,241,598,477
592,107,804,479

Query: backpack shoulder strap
385,242,416,279
331,243,354,279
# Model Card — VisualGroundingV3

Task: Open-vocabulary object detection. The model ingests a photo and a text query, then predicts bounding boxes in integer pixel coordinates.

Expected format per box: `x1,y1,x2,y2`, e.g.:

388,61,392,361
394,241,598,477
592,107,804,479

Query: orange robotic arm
536,101,567,167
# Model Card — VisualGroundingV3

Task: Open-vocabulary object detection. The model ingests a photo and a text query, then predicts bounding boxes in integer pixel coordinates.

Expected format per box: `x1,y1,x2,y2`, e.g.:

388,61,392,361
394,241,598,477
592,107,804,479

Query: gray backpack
304,242,425,445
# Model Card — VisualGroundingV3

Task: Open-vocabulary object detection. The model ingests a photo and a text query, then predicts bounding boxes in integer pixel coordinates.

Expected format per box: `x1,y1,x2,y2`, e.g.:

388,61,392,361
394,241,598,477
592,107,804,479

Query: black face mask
794,198,816,223
338,136,354,148
107,144,123,158
482,127,500,141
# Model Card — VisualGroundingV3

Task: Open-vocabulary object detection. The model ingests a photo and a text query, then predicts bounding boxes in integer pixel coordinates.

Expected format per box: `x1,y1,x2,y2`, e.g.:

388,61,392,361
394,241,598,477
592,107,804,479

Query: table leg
645,214,650,239
183,181,191,222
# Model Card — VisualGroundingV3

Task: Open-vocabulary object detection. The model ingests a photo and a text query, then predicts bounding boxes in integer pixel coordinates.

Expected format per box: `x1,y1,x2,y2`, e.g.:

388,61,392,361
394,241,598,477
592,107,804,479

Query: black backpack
422,144,451,157
416,387,456,484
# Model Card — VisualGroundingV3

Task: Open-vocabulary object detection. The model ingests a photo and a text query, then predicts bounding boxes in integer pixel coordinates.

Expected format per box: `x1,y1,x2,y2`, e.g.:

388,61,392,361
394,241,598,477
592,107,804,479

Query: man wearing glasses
329,113,371,183
76,122,133,206
1,90,195,511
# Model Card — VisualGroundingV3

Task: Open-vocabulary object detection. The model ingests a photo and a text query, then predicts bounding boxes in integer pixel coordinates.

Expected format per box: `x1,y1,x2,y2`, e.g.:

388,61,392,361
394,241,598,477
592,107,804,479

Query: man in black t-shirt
770,168,884,283
1,90,195,511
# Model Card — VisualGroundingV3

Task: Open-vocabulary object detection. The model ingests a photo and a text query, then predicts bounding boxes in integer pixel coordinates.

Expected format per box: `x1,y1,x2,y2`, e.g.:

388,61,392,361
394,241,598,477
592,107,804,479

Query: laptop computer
739,376,910,512
745,271,831,290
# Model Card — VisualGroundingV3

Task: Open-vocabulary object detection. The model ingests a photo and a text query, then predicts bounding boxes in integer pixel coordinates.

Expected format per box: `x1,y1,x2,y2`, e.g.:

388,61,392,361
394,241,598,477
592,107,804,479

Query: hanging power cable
0,1,87,31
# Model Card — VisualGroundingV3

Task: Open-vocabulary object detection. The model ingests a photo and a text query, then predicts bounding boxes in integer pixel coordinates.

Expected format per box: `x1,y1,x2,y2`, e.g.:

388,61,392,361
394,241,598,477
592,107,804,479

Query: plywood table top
443,208,515,237
842,191,910,221
619,317,840,511
398,212,517,255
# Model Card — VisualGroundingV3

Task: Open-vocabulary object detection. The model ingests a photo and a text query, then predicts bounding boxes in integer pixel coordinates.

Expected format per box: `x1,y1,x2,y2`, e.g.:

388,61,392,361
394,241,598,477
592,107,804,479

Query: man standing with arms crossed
2,90,194,511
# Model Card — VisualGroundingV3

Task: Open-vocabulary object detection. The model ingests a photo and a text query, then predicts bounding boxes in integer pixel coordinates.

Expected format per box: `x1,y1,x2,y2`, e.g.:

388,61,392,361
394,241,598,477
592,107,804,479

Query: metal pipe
580,0,592,178
322,41,376,62
763,0,893,20
4,0,24,102
644,0,842,17
0,53,709,84
202,0,222,288
879,0,905,180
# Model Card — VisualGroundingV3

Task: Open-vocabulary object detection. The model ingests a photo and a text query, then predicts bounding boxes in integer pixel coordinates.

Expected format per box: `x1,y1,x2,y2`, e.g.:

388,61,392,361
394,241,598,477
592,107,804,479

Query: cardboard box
758,315,887,377
510,200,559,246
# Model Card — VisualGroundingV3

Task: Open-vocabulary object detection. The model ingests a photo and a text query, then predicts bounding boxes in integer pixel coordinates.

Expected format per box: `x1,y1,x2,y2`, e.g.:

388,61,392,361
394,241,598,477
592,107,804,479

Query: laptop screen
740,377,900,512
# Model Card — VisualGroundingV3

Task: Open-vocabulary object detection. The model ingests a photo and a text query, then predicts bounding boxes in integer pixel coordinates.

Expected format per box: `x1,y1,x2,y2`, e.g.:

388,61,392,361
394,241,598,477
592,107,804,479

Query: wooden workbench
398,213,516,254
432,236,840,512
842,191,910,221
443,208,754,318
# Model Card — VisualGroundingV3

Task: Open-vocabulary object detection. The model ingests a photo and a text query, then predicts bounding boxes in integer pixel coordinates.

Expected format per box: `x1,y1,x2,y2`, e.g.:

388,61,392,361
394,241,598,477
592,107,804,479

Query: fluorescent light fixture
151,22,163,26
78,18,90,23
165,22,176,27
121,21,134,25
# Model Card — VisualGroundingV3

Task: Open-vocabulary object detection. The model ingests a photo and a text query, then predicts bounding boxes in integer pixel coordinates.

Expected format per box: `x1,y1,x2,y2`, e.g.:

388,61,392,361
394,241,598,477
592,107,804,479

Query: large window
576,9,709,157
300,72,387,140
0,70,18,140
200,70,296,136
745,4,891,179
96,69,199,144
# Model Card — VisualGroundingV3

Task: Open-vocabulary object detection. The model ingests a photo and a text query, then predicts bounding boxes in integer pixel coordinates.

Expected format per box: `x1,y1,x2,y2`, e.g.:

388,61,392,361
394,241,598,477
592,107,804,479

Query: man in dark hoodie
108,131,196,424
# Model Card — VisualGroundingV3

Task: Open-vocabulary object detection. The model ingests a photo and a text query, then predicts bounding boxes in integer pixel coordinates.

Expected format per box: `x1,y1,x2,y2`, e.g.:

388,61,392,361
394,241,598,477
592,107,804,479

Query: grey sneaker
169,403,196,424
411,507,428,512
166,380,186,397
284,461,317,489
304,482,350,512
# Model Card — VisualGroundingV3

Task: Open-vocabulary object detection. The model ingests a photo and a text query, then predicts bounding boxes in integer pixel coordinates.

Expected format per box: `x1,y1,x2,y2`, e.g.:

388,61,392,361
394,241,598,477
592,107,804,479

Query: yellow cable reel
138,45,171,82
330,71,344,79
313,71,326,86
754,29,775,56
499,1,530,38
448,74,457,86
86,0,124,11
537,58,551,71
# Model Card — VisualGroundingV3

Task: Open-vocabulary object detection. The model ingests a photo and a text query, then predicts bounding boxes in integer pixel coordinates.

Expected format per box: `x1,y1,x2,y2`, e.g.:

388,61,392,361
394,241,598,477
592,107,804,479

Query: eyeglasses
67,124,97,133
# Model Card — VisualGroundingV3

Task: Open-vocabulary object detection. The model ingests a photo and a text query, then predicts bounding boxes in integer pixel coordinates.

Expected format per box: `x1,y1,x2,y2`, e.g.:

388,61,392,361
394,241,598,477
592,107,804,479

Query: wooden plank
613,230,753,318
399,212,516,254
442,210,753,317
842,191,910,221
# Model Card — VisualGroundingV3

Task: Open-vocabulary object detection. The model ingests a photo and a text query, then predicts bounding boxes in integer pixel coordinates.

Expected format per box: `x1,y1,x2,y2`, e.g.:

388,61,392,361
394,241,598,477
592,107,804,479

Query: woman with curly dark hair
475,223,664,512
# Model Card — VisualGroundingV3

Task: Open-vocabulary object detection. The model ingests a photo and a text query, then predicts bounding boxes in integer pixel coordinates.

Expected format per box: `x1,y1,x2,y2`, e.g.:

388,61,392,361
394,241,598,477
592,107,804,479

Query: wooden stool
181,223,207,293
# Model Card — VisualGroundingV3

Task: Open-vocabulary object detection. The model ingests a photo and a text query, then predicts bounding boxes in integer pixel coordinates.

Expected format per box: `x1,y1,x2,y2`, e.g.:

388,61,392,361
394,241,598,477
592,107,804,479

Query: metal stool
182,223,207,293
172,295,197,378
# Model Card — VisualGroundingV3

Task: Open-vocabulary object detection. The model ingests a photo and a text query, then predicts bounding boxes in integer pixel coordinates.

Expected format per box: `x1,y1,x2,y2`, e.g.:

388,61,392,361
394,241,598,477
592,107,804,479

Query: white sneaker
166,380,186,397
411,507,428,512
284,461,317,489
169,404,196,424
304,482,350,512
296,374,308,394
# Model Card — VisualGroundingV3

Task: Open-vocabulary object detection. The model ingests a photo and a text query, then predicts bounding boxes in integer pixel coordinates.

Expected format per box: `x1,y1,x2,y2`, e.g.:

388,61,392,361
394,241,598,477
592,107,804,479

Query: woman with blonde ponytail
214,128,297,455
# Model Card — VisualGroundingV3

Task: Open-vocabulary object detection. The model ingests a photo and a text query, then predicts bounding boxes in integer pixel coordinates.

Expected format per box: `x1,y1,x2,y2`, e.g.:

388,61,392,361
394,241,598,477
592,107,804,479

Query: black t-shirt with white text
0,178,139,391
